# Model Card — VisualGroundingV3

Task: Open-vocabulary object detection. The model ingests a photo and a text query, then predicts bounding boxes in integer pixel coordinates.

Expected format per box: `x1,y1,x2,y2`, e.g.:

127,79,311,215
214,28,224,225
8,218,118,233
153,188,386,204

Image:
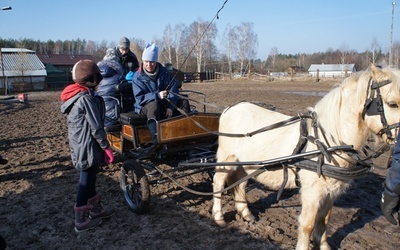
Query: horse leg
296,187,332,250
312,199,333,250
296,203,316,250
296,183,322,250
233,167,255,222
212,155,238,227
212,169,228,227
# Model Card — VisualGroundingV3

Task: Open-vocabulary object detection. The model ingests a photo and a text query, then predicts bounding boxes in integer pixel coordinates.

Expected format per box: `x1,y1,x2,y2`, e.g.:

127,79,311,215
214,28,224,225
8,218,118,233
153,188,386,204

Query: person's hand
159,90,168,99
165,108,173,118
104,148,114,164
381,187,400,225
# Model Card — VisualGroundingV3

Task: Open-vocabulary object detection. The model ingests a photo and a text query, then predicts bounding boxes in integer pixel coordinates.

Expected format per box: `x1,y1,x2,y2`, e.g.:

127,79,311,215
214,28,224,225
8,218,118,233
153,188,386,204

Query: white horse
212,65,400,250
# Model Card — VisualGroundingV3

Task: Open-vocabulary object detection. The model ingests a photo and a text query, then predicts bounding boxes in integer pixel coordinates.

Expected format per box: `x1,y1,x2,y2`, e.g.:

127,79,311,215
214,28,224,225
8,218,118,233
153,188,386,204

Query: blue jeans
76,166,98,206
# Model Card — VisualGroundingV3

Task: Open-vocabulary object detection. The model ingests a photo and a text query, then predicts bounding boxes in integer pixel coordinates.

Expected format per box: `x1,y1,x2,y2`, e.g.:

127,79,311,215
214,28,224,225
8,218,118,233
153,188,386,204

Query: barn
0,48,47,93
308,64,356,78
37,53,95,89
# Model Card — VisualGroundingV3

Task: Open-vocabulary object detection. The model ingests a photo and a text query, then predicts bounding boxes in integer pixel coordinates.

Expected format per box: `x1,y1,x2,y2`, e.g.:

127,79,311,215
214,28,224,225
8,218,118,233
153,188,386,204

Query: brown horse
212,65,400,249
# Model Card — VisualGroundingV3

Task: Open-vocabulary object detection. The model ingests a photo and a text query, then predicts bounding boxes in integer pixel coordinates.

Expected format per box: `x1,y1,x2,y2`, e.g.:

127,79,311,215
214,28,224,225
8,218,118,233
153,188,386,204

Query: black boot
74,204,102,232
88,194,115,220
148,118,158,144
137,119,158,159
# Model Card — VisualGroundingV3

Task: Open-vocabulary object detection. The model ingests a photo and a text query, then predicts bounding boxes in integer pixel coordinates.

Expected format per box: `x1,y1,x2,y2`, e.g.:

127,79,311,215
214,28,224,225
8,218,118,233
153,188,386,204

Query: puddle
283,91,328,97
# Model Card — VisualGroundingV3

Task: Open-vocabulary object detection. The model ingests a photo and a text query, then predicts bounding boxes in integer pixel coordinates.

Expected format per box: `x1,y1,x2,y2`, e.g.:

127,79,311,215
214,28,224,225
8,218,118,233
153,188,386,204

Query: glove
165,108,173,118
158,90,168,100
381,187,400,225
104,148,114,164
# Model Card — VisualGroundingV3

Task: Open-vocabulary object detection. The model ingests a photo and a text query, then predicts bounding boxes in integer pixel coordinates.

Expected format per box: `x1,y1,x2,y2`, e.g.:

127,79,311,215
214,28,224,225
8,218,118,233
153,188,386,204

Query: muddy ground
0,77,399,250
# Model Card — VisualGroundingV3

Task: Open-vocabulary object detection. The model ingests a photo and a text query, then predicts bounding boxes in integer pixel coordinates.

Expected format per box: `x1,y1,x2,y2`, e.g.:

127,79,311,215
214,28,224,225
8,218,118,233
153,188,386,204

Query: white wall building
308,64,356,78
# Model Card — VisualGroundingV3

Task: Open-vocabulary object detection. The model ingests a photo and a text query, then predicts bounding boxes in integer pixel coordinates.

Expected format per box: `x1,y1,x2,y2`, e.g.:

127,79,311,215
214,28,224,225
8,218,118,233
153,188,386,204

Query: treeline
1,19,397,74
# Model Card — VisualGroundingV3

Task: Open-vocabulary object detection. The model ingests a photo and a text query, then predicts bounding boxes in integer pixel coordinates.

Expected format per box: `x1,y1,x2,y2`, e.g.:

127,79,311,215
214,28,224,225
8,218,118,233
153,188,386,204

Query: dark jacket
60,83,109,171
385,132,400,194
114,47,139,76
96,59,124,126
132,63,180,114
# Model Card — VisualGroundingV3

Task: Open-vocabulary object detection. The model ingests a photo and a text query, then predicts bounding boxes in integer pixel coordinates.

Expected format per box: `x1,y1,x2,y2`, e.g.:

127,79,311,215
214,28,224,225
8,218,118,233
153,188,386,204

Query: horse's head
362,65,400,143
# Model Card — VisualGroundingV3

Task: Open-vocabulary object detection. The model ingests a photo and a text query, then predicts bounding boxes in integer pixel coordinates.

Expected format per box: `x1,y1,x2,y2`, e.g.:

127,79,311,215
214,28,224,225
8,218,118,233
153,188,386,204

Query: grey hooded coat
61,91,109,171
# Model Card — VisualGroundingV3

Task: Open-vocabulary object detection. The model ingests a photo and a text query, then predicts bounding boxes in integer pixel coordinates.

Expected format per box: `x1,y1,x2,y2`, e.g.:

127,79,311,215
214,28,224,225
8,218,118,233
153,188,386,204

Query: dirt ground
1,77,399,250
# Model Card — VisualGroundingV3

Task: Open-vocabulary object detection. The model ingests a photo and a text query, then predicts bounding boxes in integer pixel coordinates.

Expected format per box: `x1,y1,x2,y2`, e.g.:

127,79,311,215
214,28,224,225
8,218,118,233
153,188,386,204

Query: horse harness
168,79,397,198
280,78,399,200
362,78,399,140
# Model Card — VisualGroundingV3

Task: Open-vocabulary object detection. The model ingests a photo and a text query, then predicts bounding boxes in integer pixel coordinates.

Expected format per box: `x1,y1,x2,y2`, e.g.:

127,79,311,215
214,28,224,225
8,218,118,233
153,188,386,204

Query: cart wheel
120,160,150,214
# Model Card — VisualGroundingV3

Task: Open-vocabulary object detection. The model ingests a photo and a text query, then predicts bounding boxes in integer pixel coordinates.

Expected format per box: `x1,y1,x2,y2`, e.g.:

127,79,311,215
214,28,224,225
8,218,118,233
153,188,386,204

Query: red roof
36,54,95,66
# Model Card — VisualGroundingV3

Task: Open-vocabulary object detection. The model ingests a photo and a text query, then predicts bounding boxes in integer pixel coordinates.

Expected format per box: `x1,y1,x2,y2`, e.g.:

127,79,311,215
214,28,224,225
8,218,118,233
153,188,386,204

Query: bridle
362,78,399,141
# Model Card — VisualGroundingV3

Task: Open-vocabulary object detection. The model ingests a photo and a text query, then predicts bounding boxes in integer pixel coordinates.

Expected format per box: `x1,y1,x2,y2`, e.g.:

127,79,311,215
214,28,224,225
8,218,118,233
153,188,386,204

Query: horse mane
311,67,388,146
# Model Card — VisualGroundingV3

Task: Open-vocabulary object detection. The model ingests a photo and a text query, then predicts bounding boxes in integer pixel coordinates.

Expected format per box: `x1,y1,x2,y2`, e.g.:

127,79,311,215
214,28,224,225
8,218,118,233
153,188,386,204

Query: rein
167,96,307,138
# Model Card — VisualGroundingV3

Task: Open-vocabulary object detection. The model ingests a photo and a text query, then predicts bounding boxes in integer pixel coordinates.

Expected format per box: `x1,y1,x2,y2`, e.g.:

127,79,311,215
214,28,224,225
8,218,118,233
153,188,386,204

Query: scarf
144,64,159,83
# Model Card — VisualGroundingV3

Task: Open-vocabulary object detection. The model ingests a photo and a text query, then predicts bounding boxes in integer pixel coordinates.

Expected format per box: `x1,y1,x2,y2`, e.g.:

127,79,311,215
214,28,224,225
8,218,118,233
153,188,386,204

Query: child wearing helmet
60,59,115,232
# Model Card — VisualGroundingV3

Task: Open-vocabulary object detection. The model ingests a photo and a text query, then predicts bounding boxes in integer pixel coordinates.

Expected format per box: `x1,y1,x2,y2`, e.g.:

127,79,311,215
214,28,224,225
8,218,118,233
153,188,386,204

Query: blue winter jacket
385,132,400,194
96,60,124,126
132,63,180,114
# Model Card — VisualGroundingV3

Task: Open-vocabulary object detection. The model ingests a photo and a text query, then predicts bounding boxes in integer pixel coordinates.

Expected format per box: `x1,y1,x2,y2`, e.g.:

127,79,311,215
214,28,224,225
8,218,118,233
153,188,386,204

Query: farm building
308,64,356,78
0,48,47,93
37,53,94,89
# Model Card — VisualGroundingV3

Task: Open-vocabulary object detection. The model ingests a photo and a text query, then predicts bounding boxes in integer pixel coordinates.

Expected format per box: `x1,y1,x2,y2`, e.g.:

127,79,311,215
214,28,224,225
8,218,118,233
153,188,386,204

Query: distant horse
212,65,400,250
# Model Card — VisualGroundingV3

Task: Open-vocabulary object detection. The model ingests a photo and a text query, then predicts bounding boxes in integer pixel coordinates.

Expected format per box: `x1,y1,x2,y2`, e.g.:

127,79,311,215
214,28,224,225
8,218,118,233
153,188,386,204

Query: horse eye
387,102,399,108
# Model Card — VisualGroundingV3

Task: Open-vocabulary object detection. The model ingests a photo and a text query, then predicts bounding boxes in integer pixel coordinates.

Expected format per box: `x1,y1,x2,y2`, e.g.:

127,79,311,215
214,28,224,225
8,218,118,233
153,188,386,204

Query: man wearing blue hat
132,43,188,158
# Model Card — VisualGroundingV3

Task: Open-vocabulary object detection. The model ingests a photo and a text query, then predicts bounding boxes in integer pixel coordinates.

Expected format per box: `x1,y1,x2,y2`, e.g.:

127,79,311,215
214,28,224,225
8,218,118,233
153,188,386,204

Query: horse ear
370,64,390,83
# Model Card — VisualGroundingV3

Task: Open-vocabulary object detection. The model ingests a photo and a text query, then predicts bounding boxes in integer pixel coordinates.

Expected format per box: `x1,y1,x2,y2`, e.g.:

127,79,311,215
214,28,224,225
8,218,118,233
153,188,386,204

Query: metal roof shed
1,48,47,93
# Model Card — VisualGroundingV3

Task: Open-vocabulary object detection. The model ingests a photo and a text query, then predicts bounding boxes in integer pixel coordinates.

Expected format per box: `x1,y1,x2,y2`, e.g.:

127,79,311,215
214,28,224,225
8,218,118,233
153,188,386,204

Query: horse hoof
214,219,227,227
242,214,255,222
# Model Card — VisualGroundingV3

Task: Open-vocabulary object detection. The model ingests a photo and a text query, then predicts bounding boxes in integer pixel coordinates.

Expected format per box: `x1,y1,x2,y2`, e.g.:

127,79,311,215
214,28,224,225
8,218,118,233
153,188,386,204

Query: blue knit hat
142,43,158,62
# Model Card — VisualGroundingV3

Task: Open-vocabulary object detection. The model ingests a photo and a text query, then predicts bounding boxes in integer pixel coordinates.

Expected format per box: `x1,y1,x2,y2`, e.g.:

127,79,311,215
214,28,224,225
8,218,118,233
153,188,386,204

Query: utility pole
390,2,396,66
1,5,12,95
0,49,5,95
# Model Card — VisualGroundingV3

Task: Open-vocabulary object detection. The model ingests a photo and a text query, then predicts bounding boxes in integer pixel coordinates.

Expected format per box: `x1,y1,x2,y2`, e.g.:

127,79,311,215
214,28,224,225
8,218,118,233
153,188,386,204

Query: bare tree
14,46,30,83
393,41,400,68
131,38,146,62
338,42,350,65
268,47,279,72
234,22,258,75
162,24,173,64
84,40,97,56
369,38,381,65
187,19,217,72
96,40,109,59
221,24,237,79
173,23,186,69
